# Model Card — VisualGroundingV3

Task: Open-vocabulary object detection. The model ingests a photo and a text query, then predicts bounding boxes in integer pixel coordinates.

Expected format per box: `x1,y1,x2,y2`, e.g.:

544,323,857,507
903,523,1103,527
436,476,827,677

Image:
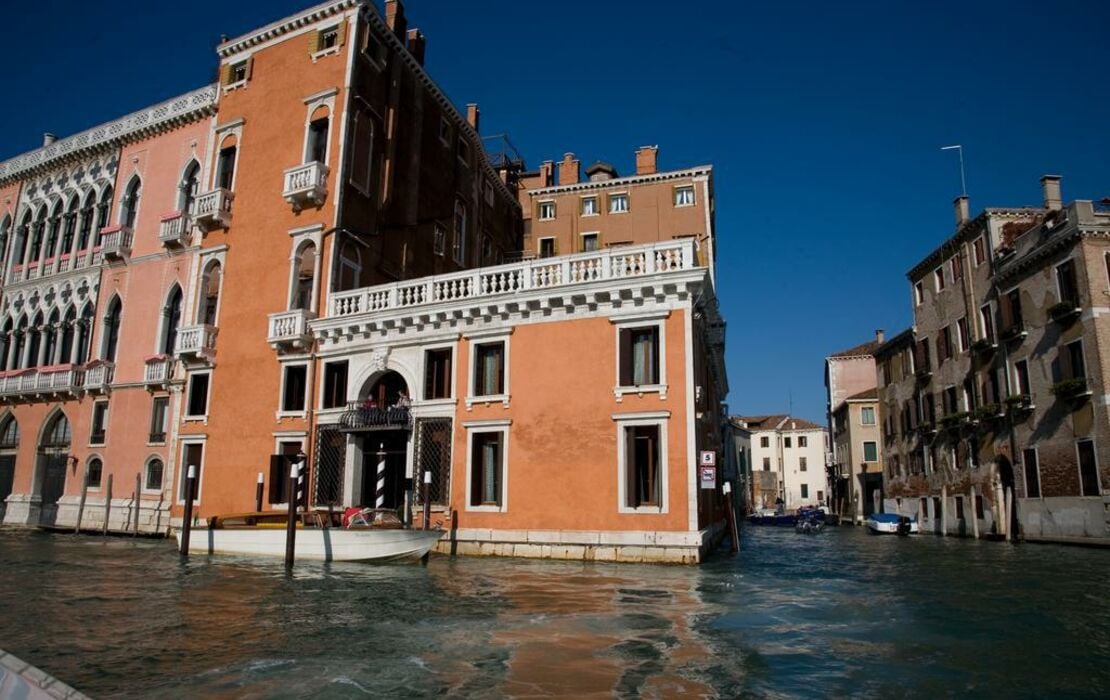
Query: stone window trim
300,88,339,165
221,58,253,92
611,311,669,402
195,249,227,326
176,436,208,506
580,195,599,217
673,184,695,208
286,225,324,312
143,454,166,494
914,280,924,306
462,419,511,513
537,199,556,221
83,454,105,492
210,120,245,192
934,266,946,293
612,410,671,515
310,21,347,61
421,341,458,402
465,328,511,410
277,360,312,420
184,370,212,423
88,400,109,447
608,191,630,214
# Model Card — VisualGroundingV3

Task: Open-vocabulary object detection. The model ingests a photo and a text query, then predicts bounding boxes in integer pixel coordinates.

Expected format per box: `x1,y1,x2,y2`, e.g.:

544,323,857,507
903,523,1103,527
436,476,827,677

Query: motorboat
175,509,444,563
865,512,919,536
795,508,826,534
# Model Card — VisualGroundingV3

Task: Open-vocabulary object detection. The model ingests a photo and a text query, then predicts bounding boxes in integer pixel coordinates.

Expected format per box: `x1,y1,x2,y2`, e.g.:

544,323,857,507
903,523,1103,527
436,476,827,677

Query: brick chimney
635,145,658,175
875,329,884,344
1041,175,1062,211
385,0,407,40
539,160,554,187
406,28,425,65
557,152,579,185
954,195,969,227
466,104,480,133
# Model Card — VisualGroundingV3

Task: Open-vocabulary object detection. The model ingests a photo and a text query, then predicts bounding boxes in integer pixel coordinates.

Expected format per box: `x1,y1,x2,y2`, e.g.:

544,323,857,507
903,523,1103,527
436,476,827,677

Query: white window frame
313,24,343,60
1054,256,1078,306
301,88,338,165
537,236,557,258
934,267,945,292
184,370,212,421
914,281,924,306
973,236,986,266
609,192,629,214
957,316,970,352
611,311,669,401
224,60,250,92
860,406,876,425
176,436,207,506
195,249,226,326
278,361,311,419
463,419,511,513
210,120,244,192
465,329,511,409
580,195,598,217
673,185,695,207
1012,358,1030,396
862,440,878,463
143,454,166,494
537,200,556,221
613,410,670,514
148,395,170,446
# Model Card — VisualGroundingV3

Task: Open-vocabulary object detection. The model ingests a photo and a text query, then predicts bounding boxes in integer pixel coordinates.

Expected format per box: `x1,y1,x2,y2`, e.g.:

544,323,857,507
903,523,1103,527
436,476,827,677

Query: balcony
84,362,114,393
99,226,133,260
193,188,233,231
337,402,412,433
1005,394,1034,414
267,309,316,352
159,210,191,246
1051,378,1093,403
282,161,328,211
999,322,1027,344
143,355,175,386
1048,301,1082,325
971,338,997,356
174,324,218,363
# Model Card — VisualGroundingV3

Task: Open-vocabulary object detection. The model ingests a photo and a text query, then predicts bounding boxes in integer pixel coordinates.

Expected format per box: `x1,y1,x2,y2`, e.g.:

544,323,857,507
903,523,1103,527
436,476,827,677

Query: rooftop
828,339,881,359
733,414,825,432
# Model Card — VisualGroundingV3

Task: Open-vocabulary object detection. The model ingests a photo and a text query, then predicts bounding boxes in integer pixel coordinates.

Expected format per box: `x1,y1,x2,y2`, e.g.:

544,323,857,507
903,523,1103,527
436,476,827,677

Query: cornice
217,0,361,58
526,166,713,198
905,207,1040,281
0,85,218,185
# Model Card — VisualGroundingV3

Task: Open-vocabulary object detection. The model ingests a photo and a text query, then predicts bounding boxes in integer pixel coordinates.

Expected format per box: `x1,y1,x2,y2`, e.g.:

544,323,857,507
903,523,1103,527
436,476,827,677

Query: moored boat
175,509,444,562
865,512,919,536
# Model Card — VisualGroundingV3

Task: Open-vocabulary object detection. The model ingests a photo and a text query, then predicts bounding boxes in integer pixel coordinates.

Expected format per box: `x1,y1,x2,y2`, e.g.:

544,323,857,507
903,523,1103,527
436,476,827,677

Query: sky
2,0,1109,424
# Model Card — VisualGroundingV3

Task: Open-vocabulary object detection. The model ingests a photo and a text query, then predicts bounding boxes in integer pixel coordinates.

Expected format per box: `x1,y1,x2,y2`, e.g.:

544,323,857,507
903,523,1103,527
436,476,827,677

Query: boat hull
866,515,920,535
175,527,444,562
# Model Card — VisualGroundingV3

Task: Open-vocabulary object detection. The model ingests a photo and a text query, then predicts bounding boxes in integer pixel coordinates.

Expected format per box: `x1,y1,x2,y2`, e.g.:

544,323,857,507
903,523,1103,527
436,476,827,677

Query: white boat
866,512,920,535
175,510,444,563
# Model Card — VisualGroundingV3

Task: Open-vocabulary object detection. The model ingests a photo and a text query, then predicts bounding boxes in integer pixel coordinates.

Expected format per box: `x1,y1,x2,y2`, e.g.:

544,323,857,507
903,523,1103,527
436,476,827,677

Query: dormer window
222,59,252,88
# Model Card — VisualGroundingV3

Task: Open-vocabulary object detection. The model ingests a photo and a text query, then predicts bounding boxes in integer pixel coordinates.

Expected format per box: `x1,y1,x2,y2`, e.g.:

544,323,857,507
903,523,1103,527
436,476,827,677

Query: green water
0,526,1107,698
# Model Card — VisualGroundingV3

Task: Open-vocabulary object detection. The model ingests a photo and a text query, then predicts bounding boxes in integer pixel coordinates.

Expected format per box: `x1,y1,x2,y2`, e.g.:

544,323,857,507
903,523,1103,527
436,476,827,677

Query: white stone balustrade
267,309,316,351
0,366,85,397
193,189,233,231
174,324,218,362
159,211,191,246
282,161,328,210
83,362,114,392
100,226,133,260
327,239,699,319
143,356,174,384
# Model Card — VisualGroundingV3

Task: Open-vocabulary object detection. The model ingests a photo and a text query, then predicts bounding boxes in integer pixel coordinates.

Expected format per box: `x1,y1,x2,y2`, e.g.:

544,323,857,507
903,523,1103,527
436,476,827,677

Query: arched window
0,319,11,371
180,161,200,214
0,414,19,449
0,215,10,268
201,262,222,326
61,197,78,253
86,457,103,489
78,192,95,250
216,137,237,191
145,457,164,491
76,305,93,365
45,201,62,258
122,177,141,230
43,310,59,366
102,297,122,363
13,212,31,265
26,312,43,368
12,316,27,370
161,286,183,354
60,307,76,365
293,242,316,310
96,186,113,240
42,412,71,449
307,106,330,164
29,208,46,261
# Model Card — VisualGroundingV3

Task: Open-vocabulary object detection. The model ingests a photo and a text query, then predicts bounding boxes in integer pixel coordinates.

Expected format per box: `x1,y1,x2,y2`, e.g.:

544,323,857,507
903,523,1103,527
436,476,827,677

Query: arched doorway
0,414,18,522
37,411,71,526
996,455,1019,540
342,371,412,511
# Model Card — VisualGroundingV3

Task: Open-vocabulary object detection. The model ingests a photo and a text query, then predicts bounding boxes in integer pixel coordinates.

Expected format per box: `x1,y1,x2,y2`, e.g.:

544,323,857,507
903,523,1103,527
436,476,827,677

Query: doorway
36,411,71,527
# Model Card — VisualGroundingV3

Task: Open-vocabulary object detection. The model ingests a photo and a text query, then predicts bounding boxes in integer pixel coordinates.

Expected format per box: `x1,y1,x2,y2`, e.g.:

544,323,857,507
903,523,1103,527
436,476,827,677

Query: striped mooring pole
376,443,386,508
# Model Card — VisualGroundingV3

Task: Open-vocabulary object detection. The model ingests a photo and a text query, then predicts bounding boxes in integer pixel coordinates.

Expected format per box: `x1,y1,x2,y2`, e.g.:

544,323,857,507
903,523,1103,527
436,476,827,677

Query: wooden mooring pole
375,443,386,509
285,461,299,569
180,464,196,556
102,474,113,536
723,481,739,554
422,470,432,530
133,473,141,536
970,486,980,539
255,472,264,513
74,463,90,534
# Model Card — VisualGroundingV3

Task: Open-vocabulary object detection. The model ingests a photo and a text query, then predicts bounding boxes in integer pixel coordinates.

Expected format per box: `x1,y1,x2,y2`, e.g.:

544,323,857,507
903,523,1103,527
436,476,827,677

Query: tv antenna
940,144,967,197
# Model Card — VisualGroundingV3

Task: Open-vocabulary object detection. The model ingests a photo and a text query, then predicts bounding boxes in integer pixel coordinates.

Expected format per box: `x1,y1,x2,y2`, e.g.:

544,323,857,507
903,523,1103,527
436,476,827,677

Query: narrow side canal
0,526,1107,698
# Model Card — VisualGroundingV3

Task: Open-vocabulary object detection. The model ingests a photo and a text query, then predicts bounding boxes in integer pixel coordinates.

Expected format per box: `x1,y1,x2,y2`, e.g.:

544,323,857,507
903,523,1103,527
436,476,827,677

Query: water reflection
1,527,1109,697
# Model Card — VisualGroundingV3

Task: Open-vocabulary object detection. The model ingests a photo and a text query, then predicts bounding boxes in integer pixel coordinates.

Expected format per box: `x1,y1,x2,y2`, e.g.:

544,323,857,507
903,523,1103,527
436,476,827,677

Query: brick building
824,333,884,521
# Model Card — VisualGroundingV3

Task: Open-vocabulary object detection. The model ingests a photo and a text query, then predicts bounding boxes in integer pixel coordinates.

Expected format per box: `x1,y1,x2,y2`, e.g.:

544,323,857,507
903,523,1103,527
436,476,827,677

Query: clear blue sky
3,1,1108,424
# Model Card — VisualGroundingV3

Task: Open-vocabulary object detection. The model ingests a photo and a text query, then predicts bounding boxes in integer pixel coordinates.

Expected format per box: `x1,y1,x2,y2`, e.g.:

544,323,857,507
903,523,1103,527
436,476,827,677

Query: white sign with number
700,450,716,466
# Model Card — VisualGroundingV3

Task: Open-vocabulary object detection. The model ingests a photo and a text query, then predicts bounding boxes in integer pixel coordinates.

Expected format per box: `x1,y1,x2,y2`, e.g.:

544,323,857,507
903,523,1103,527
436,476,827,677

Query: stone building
736,414,827,510
877,177,1110,543
824,332,884,521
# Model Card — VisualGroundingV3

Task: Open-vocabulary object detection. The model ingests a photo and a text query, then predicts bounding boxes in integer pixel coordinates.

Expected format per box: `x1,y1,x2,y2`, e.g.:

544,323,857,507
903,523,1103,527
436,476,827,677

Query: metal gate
414,418,452,506
313,426,346,506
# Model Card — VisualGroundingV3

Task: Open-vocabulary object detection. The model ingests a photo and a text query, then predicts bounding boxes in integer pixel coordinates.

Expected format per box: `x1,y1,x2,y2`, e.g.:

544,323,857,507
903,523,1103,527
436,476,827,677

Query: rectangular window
609,193,629,214
322,361,348,409
957,317,970,352
439,117,451,145
282,365,308,413
1056,259,1079,305
581,233,599,252
307,117,329,164
424,348,453,400
980,304,995,344
1003,288,1023,329
800,457,808,471
581,197,598,216
1014,359,1030,396
470,431,503,507
975,494,984,519
149,396,168,443
228,60,249,85
538,201,556,220
955,495,965,520
474,342,505,396
914,281,924,305
861,407,876,425
933,496,942,520
90,402,108,444
1023,448,1041,498
951,255,963,281
863,441,878,462
760,436,769,448
348,110,373,193
934,267,945,291
433,224,446,257
538,237,556,258
186,373,210,417
784,437,792,448
625,424,660,507
800,484,809,499
973,236,986,266
1078,440,1100,496
674,185,695,206
937,327,950,363
1066,340,1086,380
319,25,340,50
619,327,660,386
457,140,470,167
762,457,770,470
179,443,204,501
799,436,807,447
217,146,237,190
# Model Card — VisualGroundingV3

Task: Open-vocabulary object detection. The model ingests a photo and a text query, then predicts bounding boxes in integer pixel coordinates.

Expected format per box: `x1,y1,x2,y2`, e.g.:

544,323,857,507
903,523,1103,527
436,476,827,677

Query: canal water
0,526,1108,698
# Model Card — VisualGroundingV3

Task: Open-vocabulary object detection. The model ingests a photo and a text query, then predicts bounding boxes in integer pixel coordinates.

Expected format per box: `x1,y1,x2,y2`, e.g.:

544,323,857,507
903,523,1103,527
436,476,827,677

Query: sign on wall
699,465,717,490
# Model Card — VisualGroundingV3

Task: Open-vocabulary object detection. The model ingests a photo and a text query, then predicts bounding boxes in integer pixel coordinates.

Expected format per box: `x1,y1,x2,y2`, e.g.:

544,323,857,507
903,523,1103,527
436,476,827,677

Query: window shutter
268,455,285,504
650,328,660,383
553,239,559,255
310,30,321,54
245,57,254,80
336,21,347,47
220,64,233,86
619,329,632,385
999,293,1013,329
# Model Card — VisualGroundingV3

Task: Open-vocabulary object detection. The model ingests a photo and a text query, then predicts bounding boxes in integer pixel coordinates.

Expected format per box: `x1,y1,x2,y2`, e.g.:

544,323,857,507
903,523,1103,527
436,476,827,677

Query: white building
736,415,828,509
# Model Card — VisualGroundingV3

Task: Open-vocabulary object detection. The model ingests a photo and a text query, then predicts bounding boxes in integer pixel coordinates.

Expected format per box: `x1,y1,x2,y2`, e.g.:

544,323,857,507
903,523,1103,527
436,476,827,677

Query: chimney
557,152,580,185
635,145,658,175
42,133,56,146
954,195,969,227
385,0,407,40
875,329,885,344
406,28,425,65
466,104,480,134
1041,175,1062,211
539,160,554,187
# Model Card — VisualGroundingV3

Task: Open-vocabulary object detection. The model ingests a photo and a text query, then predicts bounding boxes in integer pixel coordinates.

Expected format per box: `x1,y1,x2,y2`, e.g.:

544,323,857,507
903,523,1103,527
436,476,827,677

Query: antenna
940,144,967,197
